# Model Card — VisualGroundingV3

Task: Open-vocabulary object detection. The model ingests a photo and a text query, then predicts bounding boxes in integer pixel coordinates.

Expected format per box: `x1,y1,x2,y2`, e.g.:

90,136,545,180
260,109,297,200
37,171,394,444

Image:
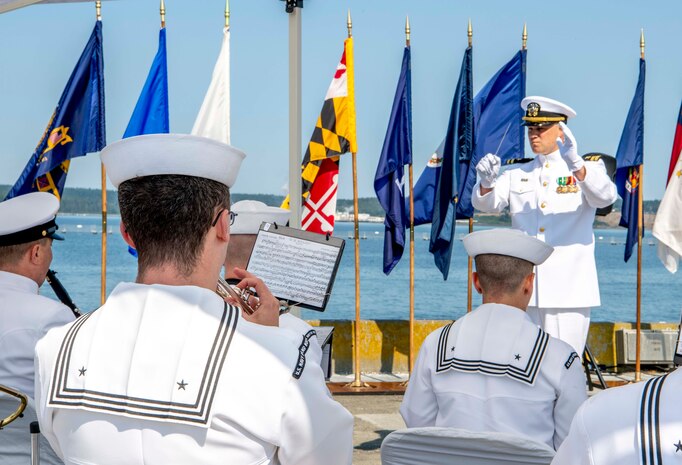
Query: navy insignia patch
564,351,579,369
292,330,317,379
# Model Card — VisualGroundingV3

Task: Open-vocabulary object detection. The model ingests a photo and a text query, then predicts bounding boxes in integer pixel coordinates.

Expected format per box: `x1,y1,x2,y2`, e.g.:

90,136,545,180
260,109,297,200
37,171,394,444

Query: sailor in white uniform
552,368,682,465
0,192,74,398
472,96,618,355
225,199,322,367
400,228,587,450
34,134,354,465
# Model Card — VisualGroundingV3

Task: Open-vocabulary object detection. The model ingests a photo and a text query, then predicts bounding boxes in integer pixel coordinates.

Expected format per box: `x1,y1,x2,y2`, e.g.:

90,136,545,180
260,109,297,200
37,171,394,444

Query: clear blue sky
1,0,680,200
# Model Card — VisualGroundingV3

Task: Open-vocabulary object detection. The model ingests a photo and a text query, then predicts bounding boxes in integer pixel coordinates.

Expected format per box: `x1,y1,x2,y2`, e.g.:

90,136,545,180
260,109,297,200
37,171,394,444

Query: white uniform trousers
526,307,590,355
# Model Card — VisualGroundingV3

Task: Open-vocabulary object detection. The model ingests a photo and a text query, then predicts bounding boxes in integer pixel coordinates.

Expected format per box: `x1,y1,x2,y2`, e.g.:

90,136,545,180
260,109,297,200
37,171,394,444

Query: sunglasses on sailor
211,209,238,227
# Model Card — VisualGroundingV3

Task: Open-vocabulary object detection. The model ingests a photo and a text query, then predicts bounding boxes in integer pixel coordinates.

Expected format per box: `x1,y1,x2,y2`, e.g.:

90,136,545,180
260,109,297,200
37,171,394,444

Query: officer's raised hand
557,122,586,176
476,153,501,189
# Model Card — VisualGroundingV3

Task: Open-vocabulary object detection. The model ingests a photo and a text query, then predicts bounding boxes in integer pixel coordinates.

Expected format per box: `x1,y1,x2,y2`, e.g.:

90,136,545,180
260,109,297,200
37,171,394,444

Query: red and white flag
653,103,682,273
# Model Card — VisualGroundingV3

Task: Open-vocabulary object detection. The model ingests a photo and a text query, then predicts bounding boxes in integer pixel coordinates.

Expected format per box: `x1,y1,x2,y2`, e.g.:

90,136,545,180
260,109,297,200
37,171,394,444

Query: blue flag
374,47,412,275
123,27,169,138
5,22,106,200
429,46,473,280
123,27,169,258
615,58,645,262
411,50,526,222
457,49,526,219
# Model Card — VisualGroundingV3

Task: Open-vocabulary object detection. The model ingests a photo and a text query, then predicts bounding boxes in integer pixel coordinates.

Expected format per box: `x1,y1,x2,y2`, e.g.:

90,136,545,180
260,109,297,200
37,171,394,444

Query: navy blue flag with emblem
457,49,526,219
615,58,645,262
411,49,525,223
430,46,473,280
123,27,169,138
5,21,105,200
374,46,412,275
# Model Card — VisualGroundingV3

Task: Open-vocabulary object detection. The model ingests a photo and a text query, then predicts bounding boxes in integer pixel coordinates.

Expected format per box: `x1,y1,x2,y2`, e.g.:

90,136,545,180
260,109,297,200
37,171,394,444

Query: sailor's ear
523,272,535,295
472,271,483,295
119,222,136,248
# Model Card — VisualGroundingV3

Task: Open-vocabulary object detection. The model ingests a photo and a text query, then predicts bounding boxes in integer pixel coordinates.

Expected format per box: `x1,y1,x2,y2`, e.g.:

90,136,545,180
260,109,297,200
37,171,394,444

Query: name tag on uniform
556,176,580,194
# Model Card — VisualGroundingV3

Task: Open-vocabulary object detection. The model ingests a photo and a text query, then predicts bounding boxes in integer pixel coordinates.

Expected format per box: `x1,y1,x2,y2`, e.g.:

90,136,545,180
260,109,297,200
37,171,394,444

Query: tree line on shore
0,185,661,226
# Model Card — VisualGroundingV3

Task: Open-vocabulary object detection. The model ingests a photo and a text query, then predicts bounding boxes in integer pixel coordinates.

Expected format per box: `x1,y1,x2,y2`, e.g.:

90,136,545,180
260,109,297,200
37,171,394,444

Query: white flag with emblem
653,157,682,273
192,28,230,144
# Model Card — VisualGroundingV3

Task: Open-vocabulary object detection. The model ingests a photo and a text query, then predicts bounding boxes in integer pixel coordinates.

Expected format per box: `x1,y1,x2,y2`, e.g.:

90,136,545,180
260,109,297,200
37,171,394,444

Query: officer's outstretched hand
475,153,501,188
230,267,280,327
557,122,585,173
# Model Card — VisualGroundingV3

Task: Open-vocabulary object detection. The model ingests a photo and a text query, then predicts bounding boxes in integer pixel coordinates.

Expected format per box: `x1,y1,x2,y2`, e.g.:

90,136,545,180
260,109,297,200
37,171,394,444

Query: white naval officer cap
0,192,64,246
463,228,553,265
100,134,246,188
230,200,290,235
521,96,577,127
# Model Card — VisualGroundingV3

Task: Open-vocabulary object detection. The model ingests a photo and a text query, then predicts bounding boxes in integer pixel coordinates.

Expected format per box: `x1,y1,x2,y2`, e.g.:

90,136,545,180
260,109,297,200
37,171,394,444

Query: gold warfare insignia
527,102,541,117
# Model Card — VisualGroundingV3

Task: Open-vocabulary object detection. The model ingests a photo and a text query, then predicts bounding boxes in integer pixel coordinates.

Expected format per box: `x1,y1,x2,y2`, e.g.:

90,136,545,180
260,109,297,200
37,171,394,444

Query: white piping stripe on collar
435,322,549,386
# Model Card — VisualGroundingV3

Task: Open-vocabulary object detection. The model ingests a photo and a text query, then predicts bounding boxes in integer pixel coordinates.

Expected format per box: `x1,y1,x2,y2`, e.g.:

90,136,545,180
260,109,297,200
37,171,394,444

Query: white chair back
381,427,555,465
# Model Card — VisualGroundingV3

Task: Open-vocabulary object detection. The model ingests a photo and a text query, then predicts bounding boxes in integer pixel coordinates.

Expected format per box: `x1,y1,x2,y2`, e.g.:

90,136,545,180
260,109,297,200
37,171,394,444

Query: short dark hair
0,239,46,269
474,254,533,296
118,175,230,277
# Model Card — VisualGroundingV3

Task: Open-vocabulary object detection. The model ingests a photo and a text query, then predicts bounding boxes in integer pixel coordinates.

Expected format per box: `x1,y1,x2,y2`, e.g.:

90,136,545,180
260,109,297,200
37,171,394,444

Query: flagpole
522,23,527,51
405,16,416,375
348,10,367,388
225,0,229,29
160,0,165,28
96,0,107,306
466,19,474,314
288,2,302,229
635,29,645,382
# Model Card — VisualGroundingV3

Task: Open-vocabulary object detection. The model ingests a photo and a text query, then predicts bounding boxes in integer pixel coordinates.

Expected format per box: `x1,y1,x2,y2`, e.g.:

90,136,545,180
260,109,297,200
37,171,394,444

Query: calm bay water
47,215,682,323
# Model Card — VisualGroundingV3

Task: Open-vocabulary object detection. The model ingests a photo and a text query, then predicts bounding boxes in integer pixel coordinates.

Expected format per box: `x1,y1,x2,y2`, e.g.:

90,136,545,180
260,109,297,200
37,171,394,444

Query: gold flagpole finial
95,0,101,21
467,18,472,47
522,23,527,50
225,0,230,29
640,29,645,59
405,15,410,46
347,10,352,38
160,0,166,28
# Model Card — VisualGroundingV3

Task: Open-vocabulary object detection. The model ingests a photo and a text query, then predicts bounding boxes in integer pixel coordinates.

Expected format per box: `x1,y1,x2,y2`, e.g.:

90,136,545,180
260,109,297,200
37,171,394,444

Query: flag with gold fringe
5,21,106,200
283,37,357,234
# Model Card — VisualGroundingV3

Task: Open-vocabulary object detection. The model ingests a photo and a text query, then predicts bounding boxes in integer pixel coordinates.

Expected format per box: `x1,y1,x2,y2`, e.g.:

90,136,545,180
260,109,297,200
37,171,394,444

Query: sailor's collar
0,270,39,295
534,149,562,166
435,303,549,385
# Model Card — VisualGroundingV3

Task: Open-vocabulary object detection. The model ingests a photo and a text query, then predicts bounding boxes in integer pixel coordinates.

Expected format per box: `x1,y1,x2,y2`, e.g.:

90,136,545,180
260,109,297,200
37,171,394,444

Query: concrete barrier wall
306,320,679,375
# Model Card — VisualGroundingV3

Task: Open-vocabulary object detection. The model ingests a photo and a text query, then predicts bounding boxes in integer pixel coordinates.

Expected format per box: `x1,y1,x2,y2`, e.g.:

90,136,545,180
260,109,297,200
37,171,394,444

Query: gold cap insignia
527,102,541,117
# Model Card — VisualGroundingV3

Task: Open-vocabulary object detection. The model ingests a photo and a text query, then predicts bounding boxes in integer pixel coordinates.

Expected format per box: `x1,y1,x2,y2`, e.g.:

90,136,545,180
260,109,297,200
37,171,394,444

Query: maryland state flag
5,21,106,200
283,37,358,234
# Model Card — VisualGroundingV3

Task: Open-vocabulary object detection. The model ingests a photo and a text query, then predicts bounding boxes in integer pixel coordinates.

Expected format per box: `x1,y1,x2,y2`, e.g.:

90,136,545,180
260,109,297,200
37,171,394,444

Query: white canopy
0,0,104,15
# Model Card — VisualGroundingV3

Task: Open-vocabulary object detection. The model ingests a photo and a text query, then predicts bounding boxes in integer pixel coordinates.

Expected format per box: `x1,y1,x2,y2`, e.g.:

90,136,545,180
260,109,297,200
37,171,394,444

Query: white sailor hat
521,96,576,127
463,228,553,265
230,200,290,235
0,192,64,246
100,134,246,188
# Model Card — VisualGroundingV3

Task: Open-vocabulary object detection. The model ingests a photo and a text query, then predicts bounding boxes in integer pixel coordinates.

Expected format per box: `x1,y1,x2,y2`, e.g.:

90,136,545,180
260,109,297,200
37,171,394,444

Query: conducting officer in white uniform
0,192,74,398
552,368,682,465
472,96,618,355
224,199,322,367
34,134,354,465
400,228,587,450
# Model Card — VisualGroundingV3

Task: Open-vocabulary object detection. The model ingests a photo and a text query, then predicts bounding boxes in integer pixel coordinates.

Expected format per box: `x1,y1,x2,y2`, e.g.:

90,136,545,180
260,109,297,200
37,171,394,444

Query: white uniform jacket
279,313,323,368
552,368,682,465
0,270,73,398
400,303,587,450
34,283,353,465
472,151,617,308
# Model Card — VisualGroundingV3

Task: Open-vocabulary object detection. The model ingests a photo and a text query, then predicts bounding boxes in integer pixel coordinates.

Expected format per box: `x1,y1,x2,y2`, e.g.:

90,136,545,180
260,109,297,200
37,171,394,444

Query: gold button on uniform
545,163,550,168
542,182,548,187
541,202,546,208
539,227,545,232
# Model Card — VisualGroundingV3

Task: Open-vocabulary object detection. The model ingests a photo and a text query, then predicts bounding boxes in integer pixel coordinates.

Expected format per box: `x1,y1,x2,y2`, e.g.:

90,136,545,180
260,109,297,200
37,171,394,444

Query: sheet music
247,228,341,309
